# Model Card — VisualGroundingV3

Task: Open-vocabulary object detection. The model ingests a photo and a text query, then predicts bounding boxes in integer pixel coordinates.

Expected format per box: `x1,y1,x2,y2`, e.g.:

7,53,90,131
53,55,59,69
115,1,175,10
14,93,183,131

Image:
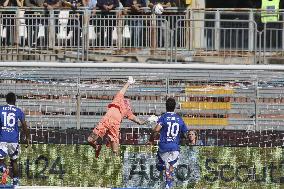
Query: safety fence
0,62,284,148
0,8,284,63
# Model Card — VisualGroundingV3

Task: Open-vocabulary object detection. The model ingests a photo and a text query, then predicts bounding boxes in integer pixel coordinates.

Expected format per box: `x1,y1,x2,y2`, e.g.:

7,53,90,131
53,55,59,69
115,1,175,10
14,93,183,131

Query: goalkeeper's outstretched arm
119,76,135,95
129,116,147,125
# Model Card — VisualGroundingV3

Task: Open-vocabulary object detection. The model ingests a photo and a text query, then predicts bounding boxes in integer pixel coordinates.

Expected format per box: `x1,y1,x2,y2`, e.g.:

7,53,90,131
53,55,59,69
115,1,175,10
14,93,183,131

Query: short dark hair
166,97,176,112
6,92,16,105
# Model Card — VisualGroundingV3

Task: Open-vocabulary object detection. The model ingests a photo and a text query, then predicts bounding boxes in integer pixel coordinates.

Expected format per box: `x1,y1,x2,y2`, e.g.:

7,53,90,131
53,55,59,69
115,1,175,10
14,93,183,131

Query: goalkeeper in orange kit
88,76,147,156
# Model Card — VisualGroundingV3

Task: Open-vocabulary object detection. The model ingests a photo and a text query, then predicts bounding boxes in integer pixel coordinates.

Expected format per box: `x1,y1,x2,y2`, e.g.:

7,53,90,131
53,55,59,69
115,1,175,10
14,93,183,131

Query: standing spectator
148,0,175,9
122,0,147,13
83,0,97,15
62,0,82,10
25,0,47,47
96,0,119,46
0,0,23,47
148,0,174,49
2,0,24,7
43,0,62,9
97,0,119,12
82,0,97,44
25,0,44,7
122,0,147,47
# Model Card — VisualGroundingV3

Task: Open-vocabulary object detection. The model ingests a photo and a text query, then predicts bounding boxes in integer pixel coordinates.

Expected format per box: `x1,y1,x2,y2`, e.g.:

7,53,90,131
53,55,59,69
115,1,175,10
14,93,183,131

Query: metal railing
0,8,284,63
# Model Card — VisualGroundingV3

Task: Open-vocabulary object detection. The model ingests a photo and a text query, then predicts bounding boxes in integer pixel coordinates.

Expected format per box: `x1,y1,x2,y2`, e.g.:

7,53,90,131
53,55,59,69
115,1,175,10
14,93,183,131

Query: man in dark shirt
1,0,23,6
43,0,62,9
95,0,119,47
25,0,45,7
121,0,147,47
97,0,119,12
148,0,176,8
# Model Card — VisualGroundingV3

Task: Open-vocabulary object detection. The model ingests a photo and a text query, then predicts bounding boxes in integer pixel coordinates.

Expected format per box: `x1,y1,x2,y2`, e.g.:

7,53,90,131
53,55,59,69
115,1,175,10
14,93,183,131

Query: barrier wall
14,144,284,188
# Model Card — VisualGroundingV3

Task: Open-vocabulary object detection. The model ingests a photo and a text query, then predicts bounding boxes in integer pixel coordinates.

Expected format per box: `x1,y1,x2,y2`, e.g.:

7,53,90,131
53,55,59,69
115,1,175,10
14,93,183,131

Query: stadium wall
0,63,284,188
15,144,284,188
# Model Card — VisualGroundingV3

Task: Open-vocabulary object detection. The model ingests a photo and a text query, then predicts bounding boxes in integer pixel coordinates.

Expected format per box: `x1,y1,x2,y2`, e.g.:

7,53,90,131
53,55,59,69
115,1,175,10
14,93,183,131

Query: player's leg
88,118,108,149
107,119,121,156
87,132,99,149
110,141,119,156
0,158,8,185
0,142,9,185
8,143,20,186
166,151,179,188
156,152,166,171
159,151,179,188
10,159,19,186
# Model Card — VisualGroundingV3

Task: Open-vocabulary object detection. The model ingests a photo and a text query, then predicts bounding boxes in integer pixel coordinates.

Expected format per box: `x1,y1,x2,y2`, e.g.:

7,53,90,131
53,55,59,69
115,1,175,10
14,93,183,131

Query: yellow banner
185,86,234,95
183,117,228,126
181,102,231,110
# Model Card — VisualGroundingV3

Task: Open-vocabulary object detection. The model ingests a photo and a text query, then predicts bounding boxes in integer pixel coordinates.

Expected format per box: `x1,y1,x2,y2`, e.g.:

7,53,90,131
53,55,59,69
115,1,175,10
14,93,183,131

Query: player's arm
119,76,135,96
20,119,30,147
147,124,162,145
129,115,147,125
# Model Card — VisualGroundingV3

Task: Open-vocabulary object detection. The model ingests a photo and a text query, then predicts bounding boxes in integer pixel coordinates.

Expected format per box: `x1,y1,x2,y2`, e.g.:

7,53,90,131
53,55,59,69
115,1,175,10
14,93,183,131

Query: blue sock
0,164,6,173
13,177,19,186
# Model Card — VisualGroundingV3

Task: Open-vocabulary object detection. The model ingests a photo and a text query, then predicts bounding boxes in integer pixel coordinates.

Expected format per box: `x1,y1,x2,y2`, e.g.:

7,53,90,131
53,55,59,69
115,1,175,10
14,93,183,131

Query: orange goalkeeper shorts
93,108,121,144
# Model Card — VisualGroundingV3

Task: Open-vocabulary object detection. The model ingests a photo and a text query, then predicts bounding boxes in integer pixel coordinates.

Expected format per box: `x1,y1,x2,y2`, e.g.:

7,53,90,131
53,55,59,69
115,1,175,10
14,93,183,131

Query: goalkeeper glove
127,76,135,84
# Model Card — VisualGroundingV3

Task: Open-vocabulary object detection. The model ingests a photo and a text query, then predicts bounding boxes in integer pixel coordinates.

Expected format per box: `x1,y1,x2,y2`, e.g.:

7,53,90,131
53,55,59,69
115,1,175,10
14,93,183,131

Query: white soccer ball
147,115,159,123
153,3,164,15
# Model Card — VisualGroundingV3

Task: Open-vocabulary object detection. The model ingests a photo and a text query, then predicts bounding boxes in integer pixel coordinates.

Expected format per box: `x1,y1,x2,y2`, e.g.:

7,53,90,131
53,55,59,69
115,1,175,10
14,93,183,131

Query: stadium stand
0,0,284,188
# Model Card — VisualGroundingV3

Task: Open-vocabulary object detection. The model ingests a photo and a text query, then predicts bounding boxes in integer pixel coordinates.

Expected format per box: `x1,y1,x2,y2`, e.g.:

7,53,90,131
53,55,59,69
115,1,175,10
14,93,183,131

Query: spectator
62,0,82,10
96,0,119,46
1,0,24,7
82,0,97,14
43,0,62,9
24,0,47,47
187,130,203,146
25,0,44,7
97,0,119,12
148,0,175,9
122,0,147,47
178,130,203,188
82,0,96,46
122,0,146,12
